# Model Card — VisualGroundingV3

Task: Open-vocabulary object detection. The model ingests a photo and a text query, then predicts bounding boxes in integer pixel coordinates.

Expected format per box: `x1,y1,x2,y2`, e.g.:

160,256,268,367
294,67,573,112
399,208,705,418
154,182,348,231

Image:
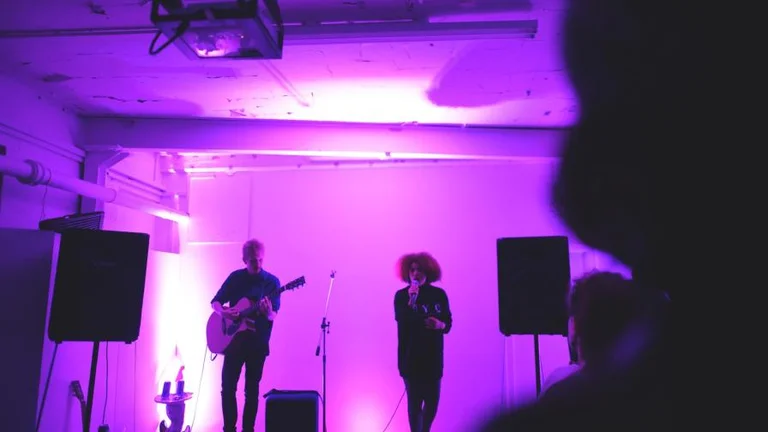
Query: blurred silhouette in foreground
479,0,729,430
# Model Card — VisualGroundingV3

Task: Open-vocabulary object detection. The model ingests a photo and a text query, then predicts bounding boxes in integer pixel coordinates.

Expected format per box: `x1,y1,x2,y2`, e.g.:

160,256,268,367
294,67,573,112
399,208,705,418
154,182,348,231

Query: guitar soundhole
225,322,238,335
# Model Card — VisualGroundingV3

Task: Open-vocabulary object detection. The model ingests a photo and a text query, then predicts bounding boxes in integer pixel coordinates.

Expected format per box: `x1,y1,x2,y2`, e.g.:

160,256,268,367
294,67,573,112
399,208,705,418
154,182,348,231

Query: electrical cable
35,343,59,432
190,344,210,430
102,342,109,424
381,387,407,432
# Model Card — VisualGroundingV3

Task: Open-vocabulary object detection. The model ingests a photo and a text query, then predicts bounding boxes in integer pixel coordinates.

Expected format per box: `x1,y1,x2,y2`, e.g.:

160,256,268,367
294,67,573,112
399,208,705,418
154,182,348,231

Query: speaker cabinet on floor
497,236,571,336
264,390,320,432
48,229,150,343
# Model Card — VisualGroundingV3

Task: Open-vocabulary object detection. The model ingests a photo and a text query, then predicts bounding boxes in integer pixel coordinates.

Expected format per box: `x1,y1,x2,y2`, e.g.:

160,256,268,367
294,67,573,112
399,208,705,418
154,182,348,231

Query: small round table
154,392,194,432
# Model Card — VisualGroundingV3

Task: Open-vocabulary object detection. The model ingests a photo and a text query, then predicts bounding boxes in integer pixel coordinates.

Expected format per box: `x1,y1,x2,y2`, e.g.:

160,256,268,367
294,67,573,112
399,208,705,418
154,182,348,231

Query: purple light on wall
169,156,574,431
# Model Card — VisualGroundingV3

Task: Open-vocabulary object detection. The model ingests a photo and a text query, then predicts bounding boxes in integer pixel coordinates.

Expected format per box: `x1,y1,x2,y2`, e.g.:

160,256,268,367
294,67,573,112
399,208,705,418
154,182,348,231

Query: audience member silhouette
478,0,730,429
541,271,643,395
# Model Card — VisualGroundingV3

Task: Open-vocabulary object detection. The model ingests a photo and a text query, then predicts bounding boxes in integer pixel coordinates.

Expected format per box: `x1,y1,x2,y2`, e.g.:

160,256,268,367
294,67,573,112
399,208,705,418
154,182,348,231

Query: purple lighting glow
166,160,584,431
4,121,597,432
0,1,588,430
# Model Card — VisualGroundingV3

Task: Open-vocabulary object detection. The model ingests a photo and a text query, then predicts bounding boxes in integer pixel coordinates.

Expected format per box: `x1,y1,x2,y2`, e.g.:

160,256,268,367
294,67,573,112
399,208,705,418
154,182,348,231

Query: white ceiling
0,0,575,128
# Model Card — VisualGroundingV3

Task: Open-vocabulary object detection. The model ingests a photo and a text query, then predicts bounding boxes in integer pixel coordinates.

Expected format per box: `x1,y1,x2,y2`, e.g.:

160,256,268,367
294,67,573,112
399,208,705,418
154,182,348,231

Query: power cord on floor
189,344,210,430
381,387,407,432
133,342,137,432
112,341,121,426
35,343,59,432
102,342,109,424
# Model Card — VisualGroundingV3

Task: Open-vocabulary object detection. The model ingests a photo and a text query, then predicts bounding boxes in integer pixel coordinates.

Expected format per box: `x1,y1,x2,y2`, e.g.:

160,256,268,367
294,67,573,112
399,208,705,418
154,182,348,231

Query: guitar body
206,297,257,354
205,276,306,355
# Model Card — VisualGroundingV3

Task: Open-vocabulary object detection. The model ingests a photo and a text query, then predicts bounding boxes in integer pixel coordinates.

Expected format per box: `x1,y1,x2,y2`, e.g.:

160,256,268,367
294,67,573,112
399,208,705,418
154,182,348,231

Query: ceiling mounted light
150,0,284,60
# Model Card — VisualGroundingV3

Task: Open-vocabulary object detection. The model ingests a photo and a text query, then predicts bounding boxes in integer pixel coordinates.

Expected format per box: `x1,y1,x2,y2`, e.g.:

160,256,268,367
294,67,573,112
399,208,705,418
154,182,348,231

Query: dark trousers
403,377,441,432
221,334,267,432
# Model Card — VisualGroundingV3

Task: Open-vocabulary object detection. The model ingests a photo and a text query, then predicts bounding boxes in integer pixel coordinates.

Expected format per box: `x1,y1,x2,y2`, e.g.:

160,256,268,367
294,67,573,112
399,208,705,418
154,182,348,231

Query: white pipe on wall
0,155,188,224
0,156,117,202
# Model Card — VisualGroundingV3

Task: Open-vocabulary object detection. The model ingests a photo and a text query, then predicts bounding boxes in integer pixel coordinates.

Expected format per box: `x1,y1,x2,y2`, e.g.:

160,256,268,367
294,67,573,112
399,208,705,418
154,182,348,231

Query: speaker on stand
497,236,572,396
47,228,150,432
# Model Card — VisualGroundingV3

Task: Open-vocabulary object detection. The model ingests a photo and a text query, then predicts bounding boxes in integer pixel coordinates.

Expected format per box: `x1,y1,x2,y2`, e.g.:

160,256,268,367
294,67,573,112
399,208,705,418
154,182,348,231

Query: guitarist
211,239,281,432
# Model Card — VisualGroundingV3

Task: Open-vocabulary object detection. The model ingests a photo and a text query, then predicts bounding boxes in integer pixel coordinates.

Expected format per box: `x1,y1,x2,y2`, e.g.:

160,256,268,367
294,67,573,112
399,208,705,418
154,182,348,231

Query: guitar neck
265,285,292,298
235,277,305,314
258,279,303,300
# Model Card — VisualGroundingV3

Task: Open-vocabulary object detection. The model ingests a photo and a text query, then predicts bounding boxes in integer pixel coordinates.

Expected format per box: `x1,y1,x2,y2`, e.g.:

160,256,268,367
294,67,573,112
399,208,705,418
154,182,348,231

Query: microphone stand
315,271,336,432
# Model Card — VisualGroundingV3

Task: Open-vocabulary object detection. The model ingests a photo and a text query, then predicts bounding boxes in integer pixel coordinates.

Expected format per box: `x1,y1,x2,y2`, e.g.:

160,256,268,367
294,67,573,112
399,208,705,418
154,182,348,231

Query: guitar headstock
70,380,85,404
281,276,306,292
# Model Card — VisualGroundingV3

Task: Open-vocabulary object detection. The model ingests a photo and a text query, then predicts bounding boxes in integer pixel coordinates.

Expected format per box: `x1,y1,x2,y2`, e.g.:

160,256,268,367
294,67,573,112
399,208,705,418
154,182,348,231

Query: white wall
179,161,595,432
99,153,187,432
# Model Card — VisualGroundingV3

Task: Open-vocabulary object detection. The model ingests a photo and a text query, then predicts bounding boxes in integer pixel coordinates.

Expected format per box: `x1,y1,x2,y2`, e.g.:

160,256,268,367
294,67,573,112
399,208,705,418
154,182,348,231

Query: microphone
409,278,419,309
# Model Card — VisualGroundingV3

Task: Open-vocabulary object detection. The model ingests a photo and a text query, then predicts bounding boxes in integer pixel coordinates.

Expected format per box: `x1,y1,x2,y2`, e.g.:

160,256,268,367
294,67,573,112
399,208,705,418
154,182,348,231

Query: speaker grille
39,211,104,232
48,229,149,343
497,236,571,336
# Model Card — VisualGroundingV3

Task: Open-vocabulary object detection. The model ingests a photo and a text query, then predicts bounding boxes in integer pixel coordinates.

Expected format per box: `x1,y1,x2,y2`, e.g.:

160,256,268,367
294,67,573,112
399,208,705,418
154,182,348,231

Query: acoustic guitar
206,276,306,354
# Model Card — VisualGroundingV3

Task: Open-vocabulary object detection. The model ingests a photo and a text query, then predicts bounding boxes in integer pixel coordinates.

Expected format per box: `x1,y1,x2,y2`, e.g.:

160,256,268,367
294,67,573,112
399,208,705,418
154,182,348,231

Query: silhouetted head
568,271,643,365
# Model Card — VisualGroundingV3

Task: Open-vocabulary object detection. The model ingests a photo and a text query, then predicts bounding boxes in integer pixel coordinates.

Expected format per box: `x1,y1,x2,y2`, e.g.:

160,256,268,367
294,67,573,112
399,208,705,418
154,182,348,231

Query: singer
394,252,453,432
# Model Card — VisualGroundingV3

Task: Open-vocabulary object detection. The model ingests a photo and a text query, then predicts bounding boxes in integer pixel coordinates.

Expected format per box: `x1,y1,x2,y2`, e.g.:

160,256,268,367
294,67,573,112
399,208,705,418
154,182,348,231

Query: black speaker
48,229,150,343
497,236,571,336
264,390,320,432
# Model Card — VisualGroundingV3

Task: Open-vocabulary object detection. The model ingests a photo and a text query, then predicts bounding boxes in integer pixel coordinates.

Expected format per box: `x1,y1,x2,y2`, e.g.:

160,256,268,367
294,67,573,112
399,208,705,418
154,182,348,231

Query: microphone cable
381,386,407,432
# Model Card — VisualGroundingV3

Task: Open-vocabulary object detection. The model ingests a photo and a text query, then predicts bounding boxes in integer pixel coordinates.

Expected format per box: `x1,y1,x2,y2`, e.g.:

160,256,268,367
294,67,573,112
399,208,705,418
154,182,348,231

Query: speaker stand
533,334,542,397
84,341,101,432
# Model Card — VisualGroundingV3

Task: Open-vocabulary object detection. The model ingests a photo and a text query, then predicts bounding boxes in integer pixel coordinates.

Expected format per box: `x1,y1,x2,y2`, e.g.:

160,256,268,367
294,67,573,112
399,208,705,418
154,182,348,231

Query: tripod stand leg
84,341,101,432
534,334,542,397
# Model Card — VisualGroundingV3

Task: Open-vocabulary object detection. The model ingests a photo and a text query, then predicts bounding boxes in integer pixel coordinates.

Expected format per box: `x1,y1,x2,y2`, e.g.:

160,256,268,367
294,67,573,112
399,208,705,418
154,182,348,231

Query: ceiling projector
150,0,284,60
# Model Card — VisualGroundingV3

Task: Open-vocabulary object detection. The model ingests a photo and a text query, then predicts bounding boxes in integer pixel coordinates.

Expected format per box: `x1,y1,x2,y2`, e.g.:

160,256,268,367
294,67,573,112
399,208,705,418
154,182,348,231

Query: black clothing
395,284,452,432
404,377,441,432
221,332,266,432
394,284,453,379
211,269,281,432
